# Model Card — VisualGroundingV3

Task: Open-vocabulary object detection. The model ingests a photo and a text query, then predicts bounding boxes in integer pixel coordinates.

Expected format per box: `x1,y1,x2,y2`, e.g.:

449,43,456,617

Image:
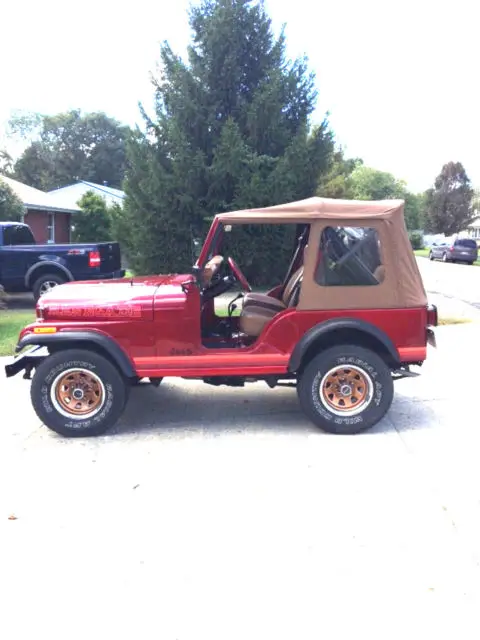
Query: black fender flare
25,261,74,288
288,318,401,372
15,331,136,378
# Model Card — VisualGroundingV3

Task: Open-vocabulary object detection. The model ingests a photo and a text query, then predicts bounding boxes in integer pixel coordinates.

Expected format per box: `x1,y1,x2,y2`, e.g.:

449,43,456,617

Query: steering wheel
227,257,252,292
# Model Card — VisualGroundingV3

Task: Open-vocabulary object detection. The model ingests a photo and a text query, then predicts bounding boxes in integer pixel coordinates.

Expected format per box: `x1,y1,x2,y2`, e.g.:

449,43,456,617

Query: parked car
5,196,437,438
0,221,125,301
429,238,478,264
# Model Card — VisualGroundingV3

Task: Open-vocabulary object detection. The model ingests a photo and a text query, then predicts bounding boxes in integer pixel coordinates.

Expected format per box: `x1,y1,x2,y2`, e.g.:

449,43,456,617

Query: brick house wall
24,210,71,244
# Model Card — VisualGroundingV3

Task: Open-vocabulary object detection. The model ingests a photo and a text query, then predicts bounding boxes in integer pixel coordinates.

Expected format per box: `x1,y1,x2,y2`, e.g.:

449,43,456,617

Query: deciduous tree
0,177,24,221
11,110,131,191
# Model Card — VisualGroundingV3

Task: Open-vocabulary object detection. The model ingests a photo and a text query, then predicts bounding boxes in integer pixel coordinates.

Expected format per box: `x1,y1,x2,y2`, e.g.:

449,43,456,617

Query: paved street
1,322,480,639
417,255,480,320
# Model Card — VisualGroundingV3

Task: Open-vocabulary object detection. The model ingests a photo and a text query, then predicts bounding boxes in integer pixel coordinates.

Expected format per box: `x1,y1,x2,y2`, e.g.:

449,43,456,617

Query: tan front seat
239,305,279,338
239,268,303,338
242,266,304,313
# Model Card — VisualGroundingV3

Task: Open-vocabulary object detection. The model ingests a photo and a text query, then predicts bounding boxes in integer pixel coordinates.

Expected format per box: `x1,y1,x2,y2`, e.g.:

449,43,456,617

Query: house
0,175,80,243
47,180,125,210
464,217,480,242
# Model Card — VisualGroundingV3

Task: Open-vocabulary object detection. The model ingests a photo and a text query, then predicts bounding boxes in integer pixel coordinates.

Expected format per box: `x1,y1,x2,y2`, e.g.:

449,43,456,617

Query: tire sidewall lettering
309,356,383,426
40,359,115,431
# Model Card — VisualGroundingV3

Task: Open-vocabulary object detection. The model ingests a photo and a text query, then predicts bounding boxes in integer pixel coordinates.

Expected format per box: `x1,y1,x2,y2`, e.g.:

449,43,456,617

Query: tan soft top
216,196,405,223
216,197,427,310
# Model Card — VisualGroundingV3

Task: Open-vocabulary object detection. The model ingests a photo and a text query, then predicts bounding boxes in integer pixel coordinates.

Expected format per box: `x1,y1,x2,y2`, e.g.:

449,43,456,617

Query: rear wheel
32,273,66,302
297,345,394,434
442,252,448,262
31,349,129,437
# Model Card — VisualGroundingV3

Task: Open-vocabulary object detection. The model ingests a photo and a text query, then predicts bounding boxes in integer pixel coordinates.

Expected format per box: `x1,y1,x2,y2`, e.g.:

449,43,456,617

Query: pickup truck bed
0,222,125,301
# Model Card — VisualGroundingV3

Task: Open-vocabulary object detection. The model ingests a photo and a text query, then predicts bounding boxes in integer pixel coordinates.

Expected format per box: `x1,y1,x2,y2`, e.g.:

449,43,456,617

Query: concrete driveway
1,322,480,639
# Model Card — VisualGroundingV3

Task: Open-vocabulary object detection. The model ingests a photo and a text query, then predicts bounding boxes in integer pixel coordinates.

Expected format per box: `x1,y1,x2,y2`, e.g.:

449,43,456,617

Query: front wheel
31,349,129,437
297,345,394,435
429,251,434,261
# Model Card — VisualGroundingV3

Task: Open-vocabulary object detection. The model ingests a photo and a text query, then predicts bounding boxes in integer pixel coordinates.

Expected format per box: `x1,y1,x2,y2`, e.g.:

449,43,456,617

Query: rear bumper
451,251,477,261
86,269,126,281
4,346,48,379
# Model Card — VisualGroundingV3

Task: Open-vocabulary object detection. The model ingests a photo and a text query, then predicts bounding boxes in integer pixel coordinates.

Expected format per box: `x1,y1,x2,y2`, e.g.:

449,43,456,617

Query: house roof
0,175,80,214
47,181,125,209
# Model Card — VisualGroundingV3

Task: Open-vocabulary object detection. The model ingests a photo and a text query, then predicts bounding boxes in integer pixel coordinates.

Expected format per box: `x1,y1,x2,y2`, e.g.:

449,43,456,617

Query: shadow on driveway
106,379,433,438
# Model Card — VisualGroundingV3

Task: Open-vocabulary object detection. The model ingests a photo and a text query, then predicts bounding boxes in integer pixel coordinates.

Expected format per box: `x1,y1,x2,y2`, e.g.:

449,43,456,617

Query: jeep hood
37,274,192,322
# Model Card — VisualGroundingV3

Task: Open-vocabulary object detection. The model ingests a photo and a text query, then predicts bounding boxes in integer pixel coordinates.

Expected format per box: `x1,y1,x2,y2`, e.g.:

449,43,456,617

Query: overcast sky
1,0,477,192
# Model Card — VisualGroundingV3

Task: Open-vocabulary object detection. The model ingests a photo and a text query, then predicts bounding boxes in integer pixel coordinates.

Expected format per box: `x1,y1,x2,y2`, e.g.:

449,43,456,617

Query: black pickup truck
0,222,125,301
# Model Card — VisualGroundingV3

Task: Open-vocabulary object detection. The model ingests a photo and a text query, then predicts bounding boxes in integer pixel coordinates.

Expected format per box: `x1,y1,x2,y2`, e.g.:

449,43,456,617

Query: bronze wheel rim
319,364,373,417
51,368,105,420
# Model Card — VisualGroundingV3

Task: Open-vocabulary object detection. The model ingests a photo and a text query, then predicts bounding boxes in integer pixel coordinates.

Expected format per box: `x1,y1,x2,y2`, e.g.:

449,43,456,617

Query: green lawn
414,249,430,258
0,311,36,357
414,248,480,266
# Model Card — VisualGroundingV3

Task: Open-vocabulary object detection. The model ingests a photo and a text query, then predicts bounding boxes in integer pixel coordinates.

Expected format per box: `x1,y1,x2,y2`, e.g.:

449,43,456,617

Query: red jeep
5,197,437,437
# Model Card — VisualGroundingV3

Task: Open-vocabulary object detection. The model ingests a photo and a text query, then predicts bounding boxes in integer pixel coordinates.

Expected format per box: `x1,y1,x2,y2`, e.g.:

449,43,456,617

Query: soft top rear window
455,239,477,248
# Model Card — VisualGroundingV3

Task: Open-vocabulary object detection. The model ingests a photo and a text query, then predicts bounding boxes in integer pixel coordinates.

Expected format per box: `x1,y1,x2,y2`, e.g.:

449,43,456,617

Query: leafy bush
409,231,424,250
73,191,113,243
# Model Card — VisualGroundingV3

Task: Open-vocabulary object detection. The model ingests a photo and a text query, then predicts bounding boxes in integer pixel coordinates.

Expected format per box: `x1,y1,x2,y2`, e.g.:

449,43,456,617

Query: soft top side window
315,226,384,287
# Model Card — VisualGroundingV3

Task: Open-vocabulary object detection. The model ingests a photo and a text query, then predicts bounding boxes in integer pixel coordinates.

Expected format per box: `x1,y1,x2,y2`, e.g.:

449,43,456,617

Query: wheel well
46,341,135,380
28,265,69,287
296,328,399,374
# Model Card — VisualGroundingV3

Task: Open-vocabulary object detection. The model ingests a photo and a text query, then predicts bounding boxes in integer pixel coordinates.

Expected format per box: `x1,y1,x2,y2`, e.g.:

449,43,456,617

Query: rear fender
288,318,401,373
25,260,74,287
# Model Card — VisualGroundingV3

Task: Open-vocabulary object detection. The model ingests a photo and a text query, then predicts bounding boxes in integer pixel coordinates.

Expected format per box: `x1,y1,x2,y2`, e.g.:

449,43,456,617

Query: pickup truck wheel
32,273,66,301
30,349,129,437
297,345,394,435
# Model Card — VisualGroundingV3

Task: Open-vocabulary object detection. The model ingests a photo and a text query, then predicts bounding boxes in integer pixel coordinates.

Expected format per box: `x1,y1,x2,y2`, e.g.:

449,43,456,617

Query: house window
47,213,55,243
315,226,384,287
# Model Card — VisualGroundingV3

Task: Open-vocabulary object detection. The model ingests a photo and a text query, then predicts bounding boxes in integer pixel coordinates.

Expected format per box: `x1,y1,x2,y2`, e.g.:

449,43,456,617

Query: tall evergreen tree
121,0,333,280
424,162,475,235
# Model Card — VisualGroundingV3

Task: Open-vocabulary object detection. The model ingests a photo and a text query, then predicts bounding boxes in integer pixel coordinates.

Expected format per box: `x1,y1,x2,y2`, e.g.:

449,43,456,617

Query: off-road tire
32,273,66,302
31,349,129,437
297,345,394,435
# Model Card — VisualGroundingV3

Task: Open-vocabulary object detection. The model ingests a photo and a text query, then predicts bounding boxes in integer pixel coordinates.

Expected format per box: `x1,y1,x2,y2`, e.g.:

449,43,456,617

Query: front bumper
4,346,48,379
